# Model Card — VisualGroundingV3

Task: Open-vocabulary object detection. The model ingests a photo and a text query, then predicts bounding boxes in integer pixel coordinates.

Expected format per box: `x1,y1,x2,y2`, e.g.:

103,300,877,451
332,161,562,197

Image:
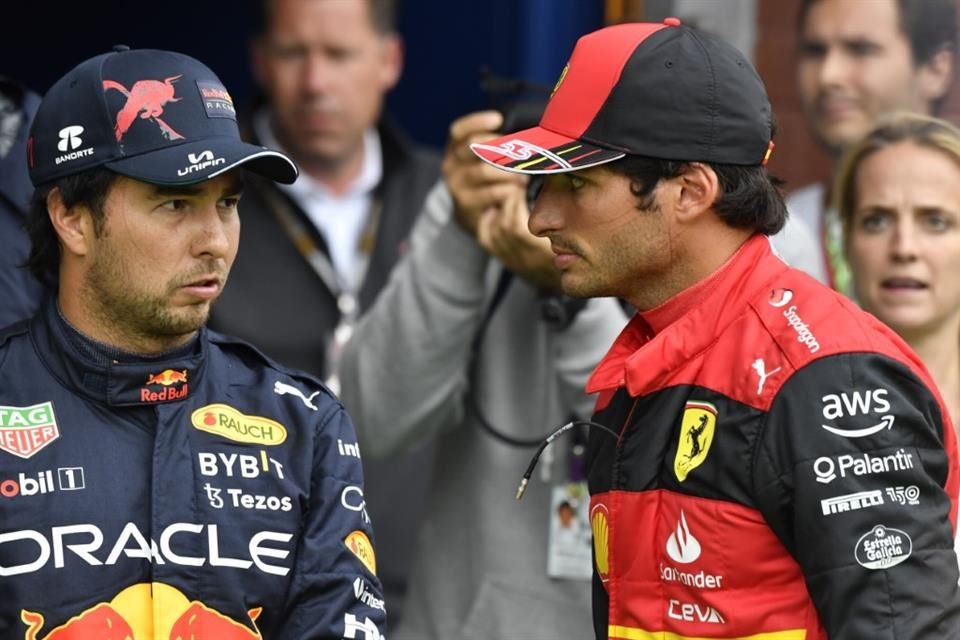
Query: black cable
515,419,619,500
465,269,552,447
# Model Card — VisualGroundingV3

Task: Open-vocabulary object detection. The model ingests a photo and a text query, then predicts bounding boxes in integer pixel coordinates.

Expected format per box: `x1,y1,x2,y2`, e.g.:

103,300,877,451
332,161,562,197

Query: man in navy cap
474,19,960,639
0,46,385,639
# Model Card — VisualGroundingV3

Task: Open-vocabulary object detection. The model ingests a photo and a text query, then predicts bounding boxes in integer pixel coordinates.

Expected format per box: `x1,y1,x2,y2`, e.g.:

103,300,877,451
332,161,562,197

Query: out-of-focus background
8,0,959,193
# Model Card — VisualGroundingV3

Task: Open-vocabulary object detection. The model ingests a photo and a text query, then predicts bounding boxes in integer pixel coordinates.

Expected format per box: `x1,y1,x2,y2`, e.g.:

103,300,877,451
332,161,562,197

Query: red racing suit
586,235,960,639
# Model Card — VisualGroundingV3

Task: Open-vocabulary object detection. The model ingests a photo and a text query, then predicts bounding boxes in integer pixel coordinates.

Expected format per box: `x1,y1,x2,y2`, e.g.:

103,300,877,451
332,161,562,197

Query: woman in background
835,112,960,432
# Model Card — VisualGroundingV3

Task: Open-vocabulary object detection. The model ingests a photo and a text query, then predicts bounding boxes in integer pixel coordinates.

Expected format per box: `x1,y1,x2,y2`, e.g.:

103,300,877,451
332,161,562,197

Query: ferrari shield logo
673,401,718,482
551,63,569,98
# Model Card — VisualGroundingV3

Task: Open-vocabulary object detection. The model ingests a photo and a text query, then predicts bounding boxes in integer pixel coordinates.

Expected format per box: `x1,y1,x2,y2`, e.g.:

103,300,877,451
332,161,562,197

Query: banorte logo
141,369,188,403
20,582,263,639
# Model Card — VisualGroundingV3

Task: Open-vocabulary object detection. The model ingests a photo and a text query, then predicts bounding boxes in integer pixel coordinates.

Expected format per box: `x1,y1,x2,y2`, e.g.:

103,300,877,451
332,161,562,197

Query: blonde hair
833,112,960,247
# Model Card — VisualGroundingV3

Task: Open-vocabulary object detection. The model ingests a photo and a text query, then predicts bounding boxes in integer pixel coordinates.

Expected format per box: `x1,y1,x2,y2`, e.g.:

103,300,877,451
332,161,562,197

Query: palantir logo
57,126,84,152
666,510,701,564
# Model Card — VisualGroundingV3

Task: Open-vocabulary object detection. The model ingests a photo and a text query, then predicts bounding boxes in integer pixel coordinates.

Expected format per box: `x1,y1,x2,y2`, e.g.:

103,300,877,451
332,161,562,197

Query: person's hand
475,175,561,292
443,110,527,236
442,110,560,292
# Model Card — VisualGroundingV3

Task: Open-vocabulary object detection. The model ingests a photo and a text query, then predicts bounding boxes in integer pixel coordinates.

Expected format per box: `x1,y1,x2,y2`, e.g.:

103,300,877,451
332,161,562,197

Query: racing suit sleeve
753,352,960,638
277,398,387,640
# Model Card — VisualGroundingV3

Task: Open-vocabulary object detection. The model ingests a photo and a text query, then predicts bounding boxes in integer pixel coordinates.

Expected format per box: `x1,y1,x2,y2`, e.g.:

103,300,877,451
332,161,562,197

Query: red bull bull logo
21,603,135,640
146,369,188,387
102,77,184,142
168,602,263,640
141,369,189,403
21,582,263,639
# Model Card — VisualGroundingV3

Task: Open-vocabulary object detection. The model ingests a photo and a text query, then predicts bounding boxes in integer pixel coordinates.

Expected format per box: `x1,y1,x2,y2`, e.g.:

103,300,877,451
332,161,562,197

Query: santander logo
666,510,701,564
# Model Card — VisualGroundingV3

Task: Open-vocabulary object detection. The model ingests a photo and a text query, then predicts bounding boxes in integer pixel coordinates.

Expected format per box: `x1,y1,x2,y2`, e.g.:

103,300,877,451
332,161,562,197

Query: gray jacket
338,183,628,639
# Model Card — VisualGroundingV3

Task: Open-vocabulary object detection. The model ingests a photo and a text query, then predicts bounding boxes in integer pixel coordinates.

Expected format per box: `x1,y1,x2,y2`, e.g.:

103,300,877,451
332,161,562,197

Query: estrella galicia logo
855,524,912,570
674,401,717,482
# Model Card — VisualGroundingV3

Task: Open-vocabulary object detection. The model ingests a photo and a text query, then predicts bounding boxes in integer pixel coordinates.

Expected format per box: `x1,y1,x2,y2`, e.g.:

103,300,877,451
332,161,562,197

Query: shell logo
591,502,610,581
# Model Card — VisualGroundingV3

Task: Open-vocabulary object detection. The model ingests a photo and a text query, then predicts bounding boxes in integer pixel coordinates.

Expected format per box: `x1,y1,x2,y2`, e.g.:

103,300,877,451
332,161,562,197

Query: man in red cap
474,19,960,639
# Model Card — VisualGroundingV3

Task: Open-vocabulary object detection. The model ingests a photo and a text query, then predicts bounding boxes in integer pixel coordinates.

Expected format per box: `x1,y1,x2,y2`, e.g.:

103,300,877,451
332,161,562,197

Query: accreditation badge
546,482,592,580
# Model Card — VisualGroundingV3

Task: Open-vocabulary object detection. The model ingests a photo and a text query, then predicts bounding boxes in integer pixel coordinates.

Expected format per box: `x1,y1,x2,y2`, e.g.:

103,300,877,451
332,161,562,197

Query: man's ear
673,163,720,223
379,33,404,91
918,46,955,109
249,36,270,94
47,188,94,258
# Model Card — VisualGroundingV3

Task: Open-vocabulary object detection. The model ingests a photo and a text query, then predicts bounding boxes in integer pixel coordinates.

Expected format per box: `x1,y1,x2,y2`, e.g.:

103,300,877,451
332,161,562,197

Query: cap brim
105,138,299,185
470,125,625,175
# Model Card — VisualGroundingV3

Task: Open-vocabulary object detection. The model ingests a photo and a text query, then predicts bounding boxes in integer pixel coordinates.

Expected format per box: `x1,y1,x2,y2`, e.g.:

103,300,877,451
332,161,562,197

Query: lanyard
261,184,383,392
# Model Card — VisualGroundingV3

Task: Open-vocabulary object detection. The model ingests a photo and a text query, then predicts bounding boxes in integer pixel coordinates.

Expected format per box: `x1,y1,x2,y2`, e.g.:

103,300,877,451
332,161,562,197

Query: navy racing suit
0,301,386,640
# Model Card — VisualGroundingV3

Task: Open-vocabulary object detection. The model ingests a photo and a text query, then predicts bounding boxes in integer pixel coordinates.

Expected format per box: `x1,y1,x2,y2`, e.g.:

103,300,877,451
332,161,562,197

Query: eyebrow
149,177,245,199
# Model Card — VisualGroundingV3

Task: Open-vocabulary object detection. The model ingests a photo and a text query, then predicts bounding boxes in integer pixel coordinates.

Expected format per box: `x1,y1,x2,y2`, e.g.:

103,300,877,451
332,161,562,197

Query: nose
890,219,918,263
193,203,234,260
527,177,564,238
817,47,849,89
301,51,334,95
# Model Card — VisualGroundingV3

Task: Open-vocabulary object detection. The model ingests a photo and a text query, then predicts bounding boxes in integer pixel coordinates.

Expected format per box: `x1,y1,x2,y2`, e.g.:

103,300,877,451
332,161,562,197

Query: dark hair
25,169,118,286
606,156,788,236
798,0,957,112
250,0,399,37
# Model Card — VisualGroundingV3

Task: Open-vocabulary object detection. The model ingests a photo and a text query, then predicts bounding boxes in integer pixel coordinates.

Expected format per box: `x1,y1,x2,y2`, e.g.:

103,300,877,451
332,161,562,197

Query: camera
499,99,546,134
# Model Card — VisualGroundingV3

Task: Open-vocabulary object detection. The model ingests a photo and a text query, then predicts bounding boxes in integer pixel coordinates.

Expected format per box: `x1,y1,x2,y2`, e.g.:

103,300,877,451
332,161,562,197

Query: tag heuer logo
0,402,60,459
674,400,717,482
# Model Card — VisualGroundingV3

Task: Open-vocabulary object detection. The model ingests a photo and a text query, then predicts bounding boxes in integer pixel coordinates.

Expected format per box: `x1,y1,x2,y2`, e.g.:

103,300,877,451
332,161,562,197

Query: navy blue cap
27,46,298,186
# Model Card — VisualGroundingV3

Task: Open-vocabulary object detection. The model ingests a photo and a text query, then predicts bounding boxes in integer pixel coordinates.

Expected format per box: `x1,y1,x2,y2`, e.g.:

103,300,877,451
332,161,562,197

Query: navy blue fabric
0,300,386,639
0,82,46,328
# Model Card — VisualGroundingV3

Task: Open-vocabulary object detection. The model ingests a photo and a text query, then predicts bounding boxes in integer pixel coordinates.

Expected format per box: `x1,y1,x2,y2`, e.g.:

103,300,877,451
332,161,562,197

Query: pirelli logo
821,490,884,516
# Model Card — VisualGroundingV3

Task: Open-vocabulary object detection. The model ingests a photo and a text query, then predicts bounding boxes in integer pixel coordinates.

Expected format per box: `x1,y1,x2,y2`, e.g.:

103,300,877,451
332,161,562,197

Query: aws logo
674,401,717,482
821,389,894,438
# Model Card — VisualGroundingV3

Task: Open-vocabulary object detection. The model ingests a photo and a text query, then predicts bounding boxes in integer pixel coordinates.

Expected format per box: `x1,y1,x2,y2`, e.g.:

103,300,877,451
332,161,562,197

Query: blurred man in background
209,1,440,627
772,0,956,291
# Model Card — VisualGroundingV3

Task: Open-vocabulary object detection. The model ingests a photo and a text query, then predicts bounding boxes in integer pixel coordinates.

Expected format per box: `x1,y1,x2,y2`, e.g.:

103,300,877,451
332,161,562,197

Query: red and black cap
471,19,774,174
27,46,298,187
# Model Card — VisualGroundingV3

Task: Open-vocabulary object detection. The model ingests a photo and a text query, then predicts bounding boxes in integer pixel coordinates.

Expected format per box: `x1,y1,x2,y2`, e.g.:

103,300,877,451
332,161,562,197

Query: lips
184,275,222,288
881,277,927,290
